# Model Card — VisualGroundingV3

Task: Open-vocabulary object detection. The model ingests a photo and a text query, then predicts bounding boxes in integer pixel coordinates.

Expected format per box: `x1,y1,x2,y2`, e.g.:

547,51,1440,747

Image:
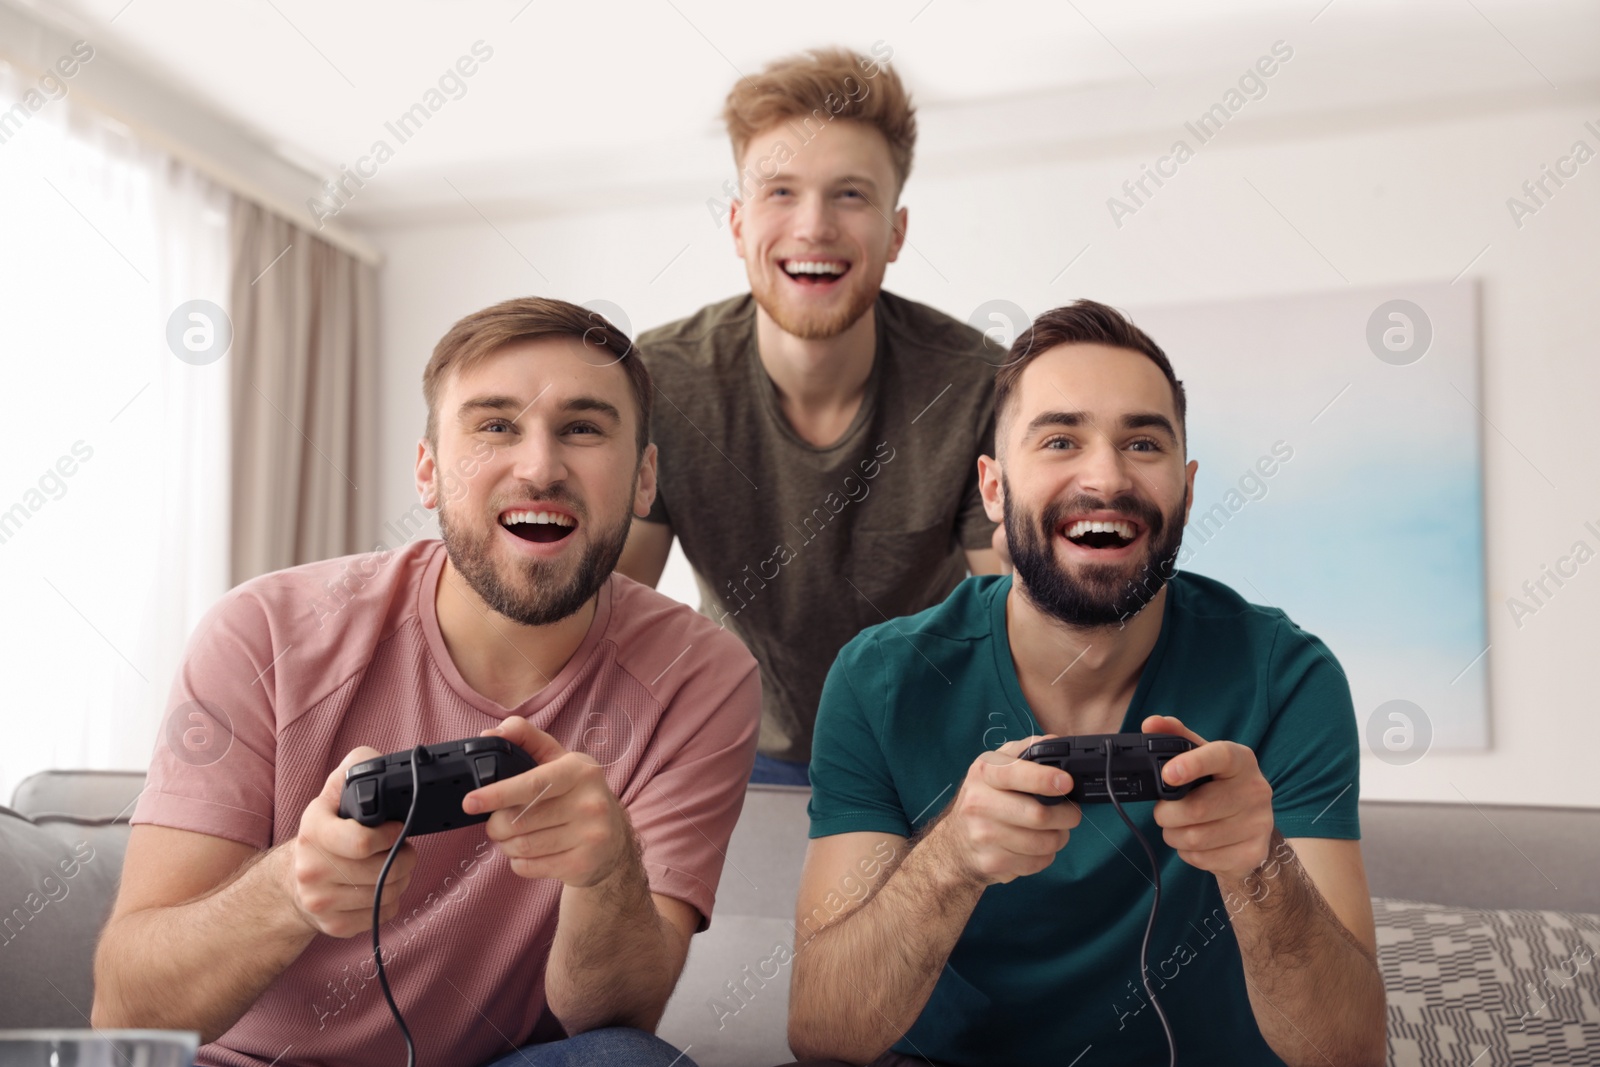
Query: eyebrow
764,171,882,193
456,394,622,425
1023,409,1179,441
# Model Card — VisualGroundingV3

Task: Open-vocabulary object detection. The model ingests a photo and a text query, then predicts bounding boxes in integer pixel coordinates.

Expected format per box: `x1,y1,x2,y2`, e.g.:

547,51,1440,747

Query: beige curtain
229,199,379,585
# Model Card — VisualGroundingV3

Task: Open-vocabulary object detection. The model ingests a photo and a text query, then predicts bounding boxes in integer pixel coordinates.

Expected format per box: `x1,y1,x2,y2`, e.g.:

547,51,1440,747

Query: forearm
544,824,677,1033
789,826,985,1064
1223,832,1387,1067
91,845,315,1042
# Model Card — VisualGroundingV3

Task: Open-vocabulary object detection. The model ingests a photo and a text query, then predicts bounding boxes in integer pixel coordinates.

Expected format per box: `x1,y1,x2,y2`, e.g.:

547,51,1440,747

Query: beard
1004,477,1187,629
748,258,885,340
438,483,634,627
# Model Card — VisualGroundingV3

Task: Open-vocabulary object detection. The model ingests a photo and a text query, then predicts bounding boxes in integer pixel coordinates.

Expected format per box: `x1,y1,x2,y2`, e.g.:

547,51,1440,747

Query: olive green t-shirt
637,291,998,764
808,572,1361,1066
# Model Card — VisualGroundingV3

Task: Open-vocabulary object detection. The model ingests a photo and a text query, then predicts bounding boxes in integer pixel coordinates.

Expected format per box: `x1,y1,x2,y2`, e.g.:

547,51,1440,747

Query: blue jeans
477,1028,696,1067
750,752,810,786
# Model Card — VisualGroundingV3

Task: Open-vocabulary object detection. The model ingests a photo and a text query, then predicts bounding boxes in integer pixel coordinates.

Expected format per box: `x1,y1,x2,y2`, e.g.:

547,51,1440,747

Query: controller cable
372,745,425,1067
1102,738,1177,1067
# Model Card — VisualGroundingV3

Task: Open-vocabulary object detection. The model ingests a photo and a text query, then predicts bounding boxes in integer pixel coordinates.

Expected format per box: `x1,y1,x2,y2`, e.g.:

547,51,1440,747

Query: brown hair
996,300,1187,445
723,46,916,199
423,297,652,454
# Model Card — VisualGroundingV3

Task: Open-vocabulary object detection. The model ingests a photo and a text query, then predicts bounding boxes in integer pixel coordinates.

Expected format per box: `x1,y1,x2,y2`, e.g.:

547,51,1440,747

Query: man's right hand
927,735,1079,887
283,747,419,938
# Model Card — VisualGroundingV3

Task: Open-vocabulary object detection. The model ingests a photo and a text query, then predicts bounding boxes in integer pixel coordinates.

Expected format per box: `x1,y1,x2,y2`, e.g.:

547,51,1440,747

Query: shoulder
604,574,760,704
635,294,755,372
196,540,439,709
1167,571,1346,685
837,574,1001,674
227,539,435,638
1170,570,1289,639
878,291,995,377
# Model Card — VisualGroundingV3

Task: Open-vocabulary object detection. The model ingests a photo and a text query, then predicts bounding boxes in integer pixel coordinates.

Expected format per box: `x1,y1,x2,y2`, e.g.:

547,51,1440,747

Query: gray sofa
4,774,1598,1066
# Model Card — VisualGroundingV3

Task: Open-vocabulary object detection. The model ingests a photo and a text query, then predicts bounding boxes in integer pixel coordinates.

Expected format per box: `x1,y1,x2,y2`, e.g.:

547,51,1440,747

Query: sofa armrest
11,770,147,822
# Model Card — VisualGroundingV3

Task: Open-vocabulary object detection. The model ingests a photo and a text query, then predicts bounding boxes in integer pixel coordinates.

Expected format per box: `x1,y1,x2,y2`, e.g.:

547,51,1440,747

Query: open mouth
1060,517,1142,552
779,258,851,287
499,508,577,545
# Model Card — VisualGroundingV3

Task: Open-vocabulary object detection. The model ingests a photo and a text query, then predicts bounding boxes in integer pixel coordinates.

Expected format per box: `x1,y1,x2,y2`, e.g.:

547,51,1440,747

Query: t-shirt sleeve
129,590,280,851
627,654,760,931
957,406,999,552
808,635,912,839
1256,619,1361,841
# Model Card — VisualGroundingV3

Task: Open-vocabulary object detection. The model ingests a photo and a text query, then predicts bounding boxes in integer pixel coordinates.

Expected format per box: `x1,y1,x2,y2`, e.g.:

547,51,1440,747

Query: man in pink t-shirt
92,297,761,1067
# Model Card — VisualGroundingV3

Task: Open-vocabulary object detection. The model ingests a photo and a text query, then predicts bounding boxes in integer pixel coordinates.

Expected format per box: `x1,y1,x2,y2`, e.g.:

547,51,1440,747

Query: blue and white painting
1127,281,1489,750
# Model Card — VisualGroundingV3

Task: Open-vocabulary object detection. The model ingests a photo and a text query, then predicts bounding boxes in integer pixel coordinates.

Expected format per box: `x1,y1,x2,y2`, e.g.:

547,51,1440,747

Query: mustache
492,487,586,519
1039,493,1164,536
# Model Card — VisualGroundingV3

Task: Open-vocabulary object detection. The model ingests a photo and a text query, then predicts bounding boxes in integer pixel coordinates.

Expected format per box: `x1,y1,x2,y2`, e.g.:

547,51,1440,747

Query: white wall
361,96,1600,809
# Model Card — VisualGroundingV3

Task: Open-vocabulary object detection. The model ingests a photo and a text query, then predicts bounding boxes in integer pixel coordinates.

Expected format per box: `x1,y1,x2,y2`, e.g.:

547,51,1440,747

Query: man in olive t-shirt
629,290,997,772
616,48,1003,781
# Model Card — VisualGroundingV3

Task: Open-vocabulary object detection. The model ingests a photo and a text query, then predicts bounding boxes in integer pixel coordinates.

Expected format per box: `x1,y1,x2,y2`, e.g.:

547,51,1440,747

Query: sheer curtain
229,200,379,585
0,58,231,799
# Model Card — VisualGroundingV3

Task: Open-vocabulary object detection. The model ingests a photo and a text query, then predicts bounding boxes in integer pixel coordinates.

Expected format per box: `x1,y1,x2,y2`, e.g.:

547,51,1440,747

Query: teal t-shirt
808,572,1361,1067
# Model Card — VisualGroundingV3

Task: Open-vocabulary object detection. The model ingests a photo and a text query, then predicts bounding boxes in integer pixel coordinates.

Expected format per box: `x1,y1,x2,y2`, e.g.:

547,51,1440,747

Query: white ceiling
12,0,1599,226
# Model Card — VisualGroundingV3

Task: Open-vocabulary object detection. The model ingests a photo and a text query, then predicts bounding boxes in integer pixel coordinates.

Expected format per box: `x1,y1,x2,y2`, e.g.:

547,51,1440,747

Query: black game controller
337,736,536,836
1020,732,1212,805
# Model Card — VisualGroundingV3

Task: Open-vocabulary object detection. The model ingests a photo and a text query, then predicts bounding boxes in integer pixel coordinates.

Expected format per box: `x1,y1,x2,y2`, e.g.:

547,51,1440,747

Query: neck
1005,579,1169,737
754,302,877,445
433,555,598,710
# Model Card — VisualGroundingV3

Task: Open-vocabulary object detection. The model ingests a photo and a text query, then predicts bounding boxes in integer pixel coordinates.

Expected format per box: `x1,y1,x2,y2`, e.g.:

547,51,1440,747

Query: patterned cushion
1377,898,1600,1066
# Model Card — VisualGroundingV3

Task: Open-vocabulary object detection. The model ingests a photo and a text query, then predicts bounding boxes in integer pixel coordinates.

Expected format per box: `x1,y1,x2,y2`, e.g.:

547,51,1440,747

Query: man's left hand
462,716,632,888
1143,714,1276,886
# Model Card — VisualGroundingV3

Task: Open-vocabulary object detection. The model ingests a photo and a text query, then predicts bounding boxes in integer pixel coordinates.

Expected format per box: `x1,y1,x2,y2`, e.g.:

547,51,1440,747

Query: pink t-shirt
131,540,760,1067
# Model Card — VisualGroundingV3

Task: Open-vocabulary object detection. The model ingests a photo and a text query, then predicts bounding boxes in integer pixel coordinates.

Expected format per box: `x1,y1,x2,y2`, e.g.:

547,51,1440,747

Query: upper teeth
501,510,575,527
784,261,847,275
1066,520,1135,540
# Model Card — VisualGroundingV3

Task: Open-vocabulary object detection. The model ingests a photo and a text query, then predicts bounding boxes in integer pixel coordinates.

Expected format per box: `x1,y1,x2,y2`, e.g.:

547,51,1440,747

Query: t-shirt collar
986,572,1179,739
746,292,887,454
417,539,615,720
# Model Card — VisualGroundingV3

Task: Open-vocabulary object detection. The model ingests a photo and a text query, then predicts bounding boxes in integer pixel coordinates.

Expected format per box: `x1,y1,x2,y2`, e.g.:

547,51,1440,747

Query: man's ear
1181,458,1198,527
978,453,1005,525
416,439,439,510
633,442,659,519
886,204,908,264
729,197,747,259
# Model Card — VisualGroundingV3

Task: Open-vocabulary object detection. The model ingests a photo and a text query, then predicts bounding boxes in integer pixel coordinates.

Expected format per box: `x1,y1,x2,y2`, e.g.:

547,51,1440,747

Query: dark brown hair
423,297,651,453
723,46,916,198
995,300,1186,446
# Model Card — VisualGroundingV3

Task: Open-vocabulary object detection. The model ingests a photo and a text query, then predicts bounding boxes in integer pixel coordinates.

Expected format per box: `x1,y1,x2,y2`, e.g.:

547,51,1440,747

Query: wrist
270,841,322,938
582,809,646,893
1214,828,1292,901
917,814,990,896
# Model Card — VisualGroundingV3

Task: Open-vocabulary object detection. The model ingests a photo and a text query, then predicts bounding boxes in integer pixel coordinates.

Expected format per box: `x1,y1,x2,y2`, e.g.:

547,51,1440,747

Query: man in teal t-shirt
787,301,1387,1067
